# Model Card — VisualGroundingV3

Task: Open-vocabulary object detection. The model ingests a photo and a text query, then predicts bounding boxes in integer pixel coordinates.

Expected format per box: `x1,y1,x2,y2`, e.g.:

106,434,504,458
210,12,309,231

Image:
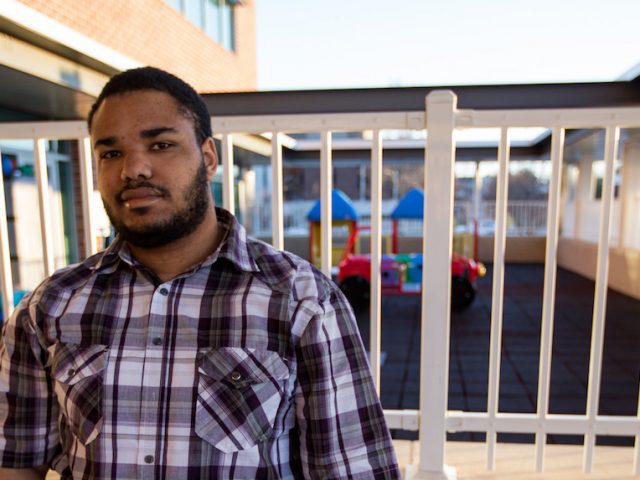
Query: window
166,0,236,51
185,0,204,28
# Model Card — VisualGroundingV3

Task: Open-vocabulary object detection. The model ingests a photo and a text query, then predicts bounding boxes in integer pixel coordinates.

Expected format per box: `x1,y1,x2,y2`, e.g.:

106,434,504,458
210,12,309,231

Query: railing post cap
426,90,457,105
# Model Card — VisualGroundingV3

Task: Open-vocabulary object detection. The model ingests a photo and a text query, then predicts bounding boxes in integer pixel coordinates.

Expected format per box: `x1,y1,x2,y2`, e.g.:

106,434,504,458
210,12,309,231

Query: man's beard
104,162,211,249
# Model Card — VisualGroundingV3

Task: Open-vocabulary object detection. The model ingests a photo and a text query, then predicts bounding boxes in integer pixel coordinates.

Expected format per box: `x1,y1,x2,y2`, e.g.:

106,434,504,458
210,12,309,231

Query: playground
307,188,485,310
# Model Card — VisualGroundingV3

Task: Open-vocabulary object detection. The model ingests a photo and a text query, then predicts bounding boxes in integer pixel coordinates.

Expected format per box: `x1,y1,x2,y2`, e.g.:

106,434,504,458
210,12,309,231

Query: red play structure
332,188,486,311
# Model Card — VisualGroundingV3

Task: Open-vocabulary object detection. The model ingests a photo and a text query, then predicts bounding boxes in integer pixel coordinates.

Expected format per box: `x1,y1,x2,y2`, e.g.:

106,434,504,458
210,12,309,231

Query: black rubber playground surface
353,263,640,445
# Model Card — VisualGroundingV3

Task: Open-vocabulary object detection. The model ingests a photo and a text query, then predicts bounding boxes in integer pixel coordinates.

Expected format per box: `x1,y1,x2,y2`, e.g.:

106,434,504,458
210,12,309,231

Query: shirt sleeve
294,285,401,479
0,297,60,468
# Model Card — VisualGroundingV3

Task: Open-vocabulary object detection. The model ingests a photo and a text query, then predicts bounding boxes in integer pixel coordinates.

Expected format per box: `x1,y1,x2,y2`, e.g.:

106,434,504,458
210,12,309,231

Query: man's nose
120,151,152,181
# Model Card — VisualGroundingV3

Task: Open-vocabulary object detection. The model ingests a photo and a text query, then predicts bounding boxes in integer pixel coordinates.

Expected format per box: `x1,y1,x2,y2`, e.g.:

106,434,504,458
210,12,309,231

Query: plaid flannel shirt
0,208,400,479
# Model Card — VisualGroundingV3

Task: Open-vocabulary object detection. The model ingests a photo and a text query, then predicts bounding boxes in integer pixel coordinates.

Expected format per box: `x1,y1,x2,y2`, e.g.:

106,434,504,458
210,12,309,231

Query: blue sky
256,0,640,91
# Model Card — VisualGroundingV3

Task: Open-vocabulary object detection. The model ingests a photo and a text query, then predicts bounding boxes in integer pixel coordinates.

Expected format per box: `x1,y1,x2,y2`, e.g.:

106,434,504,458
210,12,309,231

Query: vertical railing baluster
370,129,383,390
634,379,640,475
583,126,619,473
320,131,332,277
221,133,235,215
0,144,14,321
271,132,284,250
78,137,98,257
34,138,54,277
535,126,565,471
486,127,511,470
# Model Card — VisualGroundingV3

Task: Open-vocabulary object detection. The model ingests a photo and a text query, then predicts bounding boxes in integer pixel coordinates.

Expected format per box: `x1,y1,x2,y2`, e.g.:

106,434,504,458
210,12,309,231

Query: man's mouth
119,187,165,209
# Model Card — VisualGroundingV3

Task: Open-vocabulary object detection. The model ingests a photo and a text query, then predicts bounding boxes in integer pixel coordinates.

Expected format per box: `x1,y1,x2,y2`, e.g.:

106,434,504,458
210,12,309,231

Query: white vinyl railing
1,92,639,479
252,198,548,238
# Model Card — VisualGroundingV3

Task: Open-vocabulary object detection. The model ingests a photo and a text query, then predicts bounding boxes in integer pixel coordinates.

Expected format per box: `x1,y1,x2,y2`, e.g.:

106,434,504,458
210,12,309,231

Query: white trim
0,0,140,72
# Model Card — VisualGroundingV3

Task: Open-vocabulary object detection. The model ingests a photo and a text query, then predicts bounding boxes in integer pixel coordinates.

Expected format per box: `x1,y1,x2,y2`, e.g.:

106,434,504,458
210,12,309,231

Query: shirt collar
91,207,260,275
213,207,260,273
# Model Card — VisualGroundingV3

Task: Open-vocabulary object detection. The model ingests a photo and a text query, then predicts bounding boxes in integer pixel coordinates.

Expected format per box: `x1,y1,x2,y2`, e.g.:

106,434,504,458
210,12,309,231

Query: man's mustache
117,181,170,202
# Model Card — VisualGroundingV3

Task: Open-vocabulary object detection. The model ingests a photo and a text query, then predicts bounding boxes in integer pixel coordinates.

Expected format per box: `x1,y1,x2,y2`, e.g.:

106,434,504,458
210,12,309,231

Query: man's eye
151,142,172,151
99,150,121,160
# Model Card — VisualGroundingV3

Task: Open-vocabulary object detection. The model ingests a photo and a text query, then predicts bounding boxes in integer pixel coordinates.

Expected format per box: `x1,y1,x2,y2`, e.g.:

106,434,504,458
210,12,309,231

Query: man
0,67,400,479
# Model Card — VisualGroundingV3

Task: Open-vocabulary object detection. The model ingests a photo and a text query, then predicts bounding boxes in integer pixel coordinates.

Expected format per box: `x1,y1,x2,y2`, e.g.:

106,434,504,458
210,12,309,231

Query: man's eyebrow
141,127,177,138
93,136,117,149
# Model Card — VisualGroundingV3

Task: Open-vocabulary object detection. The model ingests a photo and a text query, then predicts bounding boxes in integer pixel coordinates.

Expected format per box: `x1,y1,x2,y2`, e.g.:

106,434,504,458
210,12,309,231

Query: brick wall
18,0,257,93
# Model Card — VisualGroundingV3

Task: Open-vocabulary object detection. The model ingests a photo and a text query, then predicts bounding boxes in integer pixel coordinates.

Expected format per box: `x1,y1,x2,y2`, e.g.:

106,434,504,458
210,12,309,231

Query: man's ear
202,137,218,180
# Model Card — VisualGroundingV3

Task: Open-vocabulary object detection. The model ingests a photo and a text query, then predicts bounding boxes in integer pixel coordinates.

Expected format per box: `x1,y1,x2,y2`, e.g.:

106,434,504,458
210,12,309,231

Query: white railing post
320,131,332,277
221,133,235,215
535,127,565,471
0,145,14,321
34,138,54,277
409,90,457,480
270,132,284,250
369,129,383,390
78,137,98,257
486,127,511,470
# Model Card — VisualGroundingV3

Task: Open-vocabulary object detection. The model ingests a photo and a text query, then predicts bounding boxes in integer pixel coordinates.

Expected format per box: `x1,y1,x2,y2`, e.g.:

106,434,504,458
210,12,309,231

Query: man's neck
126,207,223,283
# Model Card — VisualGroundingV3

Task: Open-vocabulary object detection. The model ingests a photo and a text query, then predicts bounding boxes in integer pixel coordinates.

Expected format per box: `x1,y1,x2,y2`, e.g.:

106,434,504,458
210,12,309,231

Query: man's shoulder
32,251,107,298
244,237,336,302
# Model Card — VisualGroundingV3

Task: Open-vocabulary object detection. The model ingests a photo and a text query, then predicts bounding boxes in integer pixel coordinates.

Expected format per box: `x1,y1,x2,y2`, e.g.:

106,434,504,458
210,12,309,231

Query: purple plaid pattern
0,208,400,479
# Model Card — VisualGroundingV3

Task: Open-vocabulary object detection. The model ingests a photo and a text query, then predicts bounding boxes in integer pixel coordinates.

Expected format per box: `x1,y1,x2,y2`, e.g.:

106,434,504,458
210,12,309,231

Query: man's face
91,90,217,248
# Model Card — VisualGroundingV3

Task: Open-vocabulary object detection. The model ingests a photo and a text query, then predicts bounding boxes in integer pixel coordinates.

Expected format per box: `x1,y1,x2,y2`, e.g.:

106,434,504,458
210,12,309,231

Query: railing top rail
3,102,640,138
0,121,87,139
203,81,640,117
458,106,640,129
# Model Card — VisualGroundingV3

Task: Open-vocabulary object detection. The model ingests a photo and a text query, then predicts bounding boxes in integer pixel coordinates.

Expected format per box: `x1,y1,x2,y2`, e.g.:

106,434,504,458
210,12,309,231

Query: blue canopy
307,189,359,222
391,188,424,219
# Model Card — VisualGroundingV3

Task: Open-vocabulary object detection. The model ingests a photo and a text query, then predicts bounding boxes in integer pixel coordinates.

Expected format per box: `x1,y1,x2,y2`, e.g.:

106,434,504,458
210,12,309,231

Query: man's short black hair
88,66,212,144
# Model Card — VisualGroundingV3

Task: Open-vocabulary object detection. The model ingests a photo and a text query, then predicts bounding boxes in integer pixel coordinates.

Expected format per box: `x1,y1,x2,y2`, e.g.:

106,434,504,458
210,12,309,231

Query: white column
574,156,592,240
411,90,457,480
617,142,632,249
473,161,482,228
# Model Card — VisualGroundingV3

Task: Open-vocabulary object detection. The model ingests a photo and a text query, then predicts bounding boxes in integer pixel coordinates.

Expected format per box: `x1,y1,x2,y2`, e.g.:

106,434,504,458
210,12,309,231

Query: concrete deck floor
43,440,639,479
394,440,639,479
354,263,640,446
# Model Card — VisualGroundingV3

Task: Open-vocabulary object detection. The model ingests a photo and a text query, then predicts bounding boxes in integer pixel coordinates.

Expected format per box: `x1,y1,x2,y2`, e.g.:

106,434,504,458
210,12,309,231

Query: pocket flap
198,347,289,387
49,343,109,386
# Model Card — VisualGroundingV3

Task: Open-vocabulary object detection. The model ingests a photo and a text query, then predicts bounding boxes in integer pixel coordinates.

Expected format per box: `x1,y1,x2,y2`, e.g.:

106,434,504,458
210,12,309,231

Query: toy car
337,236,485,311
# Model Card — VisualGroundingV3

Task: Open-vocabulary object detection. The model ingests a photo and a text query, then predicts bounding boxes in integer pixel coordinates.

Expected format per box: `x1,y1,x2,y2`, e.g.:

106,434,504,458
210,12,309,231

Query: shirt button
230,371,242,382
159,287,169,296
67,369,76,378
152,337,163,346
144,455,154,464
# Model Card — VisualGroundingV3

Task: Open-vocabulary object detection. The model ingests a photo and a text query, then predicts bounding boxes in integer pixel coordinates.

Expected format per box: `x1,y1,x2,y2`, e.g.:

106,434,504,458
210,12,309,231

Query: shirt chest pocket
195,347,290,453
49,343,109,446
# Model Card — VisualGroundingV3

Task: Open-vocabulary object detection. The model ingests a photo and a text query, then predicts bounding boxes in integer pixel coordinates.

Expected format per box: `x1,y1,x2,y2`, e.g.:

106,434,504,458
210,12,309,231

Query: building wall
16,0,257,92
558,237,640,300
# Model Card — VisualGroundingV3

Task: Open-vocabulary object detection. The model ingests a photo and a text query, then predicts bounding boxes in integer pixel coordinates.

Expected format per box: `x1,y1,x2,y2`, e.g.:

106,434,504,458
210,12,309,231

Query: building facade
0,0,258,290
